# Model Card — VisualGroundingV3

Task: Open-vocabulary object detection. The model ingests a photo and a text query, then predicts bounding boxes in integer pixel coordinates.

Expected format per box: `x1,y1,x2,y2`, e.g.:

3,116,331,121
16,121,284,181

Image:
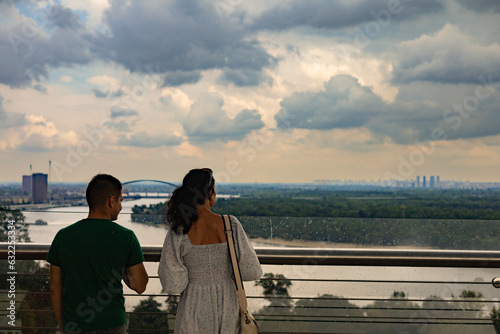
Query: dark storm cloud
94,0,275,87
48,4,83,29
251,0,444,31
219,69,272,87
456,0,500,13
118,131,183,147
183,93,264,142
275,75,387,130
392,25,500,84
162,71,202,87
0,2,92,88
275,74,500,144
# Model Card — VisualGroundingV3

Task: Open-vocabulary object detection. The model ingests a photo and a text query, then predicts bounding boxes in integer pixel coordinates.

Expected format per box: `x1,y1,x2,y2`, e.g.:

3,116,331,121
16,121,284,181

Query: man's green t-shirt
46,219,145,332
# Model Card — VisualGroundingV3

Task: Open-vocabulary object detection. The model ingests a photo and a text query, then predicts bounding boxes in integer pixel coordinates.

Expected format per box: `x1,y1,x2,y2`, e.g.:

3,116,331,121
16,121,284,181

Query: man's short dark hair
86,174,122,210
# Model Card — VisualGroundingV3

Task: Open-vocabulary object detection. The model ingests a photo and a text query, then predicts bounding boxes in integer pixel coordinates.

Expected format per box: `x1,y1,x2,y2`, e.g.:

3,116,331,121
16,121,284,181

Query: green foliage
1,206,54,332
165,295,179,314
131,204,165,225
491,307,500,334
130,189,500,249
255,273,293,308
131,189,500,221
0,205,30,242
254,281,490,334
213,188,500,219
128,297,169,334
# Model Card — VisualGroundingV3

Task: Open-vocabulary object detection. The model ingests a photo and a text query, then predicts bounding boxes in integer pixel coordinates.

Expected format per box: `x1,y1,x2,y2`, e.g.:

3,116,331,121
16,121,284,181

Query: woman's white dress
158,215,263,334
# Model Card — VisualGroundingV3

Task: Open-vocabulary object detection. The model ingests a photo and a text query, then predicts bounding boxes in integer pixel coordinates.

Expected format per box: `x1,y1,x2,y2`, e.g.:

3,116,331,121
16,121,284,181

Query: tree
255,273,293,308
165,295,179,314
491,307,500,334
255,273,293,333
128,296,168,334
0,206,30,242
1,206,54,333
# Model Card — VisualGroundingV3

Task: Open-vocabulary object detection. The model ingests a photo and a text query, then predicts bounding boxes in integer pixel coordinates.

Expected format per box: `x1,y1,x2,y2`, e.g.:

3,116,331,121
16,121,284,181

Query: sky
0,0,499,184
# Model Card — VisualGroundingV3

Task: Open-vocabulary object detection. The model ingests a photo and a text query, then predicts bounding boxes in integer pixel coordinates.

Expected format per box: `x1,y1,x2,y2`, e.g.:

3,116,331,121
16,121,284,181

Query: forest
131,188,500,250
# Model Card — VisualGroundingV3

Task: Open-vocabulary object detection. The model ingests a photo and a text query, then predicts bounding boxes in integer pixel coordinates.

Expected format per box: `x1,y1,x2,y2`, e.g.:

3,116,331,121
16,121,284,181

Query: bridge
122,179,179,187
122,179,179,198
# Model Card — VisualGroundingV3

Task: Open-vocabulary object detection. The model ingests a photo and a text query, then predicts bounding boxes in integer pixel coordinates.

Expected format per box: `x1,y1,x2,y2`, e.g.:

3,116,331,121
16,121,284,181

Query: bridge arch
122,179,179,188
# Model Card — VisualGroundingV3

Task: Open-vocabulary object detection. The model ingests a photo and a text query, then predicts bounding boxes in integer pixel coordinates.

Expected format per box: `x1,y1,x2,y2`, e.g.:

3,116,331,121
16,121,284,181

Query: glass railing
2,209,500,333
2,244,500,333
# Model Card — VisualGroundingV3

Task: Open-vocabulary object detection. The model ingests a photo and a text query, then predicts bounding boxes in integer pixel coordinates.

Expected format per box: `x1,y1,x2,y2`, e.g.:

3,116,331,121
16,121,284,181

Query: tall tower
423,176,427,188
430,176,435,188
22,175,32,193
416,176,420,188
436,175,440,188
32,173,48,204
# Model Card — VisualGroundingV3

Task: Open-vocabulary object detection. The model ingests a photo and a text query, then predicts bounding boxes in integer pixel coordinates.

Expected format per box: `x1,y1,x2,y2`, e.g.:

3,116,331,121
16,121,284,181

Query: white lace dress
158,215,263,334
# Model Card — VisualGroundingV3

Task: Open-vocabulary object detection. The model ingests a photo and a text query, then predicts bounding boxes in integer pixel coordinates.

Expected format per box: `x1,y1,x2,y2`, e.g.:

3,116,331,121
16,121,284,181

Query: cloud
251,0,443,31
110,106,138,118
92,88,124,98
47,4,84,30
118,131,183,147
93,0,275,86
275,74,500,145
92,88,108,98
456,0,500,13
162,71,202,87
59,75,73,83
219,69,272,87
0,3,93,88
0,96,27,130
275,75,387,130
107,120,132,133
393,24,500,84
183,93,265,142
0,96,79,151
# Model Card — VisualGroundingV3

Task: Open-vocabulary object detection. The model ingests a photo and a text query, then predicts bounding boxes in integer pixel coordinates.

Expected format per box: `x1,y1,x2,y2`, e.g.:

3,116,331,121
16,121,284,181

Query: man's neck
87,210,112,220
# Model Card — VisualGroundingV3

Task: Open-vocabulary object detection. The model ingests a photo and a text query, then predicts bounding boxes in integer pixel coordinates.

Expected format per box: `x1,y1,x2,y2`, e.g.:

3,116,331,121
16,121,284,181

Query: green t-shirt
46,219,145,332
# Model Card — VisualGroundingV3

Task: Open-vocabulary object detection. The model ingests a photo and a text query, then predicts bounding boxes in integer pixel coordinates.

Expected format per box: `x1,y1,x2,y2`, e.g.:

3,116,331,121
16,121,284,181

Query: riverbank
251,237,434,249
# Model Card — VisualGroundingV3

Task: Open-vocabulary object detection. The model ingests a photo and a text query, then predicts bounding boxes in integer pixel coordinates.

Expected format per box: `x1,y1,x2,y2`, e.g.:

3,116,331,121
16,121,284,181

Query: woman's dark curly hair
166,168,215,234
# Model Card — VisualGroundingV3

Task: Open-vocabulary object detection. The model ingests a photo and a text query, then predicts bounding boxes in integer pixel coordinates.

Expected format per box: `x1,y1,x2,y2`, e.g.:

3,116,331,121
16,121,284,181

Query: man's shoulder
55,219,87,234
57,219,134,236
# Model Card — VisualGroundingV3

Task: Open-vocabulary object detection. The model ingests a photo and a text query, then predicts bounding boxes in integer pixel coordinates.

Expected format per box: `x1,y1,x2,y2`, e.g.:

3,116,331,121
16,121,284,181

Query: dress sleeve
231,215,263,281
158,229,189,294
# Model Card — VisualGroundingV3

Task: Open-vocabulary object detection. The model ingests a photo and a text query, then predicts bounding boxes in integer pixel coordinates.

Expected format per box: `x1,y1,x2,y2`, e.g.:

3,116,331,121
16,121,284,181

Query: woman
158,168,262,334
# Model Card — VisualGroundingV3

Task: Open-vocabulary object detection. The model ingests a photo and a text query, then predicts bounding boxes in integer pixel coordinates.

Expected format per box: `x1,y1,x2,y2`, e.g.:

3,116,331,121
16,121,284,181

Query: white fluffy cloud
393,24,500,84
0,97,79,151
183,93,265,142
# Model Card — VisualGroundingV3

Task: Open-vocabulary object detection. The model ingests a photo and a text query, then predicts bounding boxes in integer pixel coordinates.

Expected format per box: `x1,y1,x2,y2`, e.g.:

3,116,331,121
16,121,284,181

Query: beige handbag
223,215,262,334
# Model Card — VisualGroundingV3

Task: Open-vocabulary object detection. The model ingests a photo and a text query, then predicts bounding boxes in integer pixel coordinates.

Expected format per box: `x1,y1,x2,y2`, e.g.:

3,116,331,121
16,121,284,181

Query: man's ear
108,195,115,208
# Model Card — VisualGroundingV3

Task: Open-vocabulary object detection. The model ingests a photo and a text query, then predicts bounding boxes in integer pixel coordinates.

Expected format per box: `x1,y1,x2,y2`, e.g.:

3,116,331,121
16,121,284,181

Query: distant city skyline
0,1,499,183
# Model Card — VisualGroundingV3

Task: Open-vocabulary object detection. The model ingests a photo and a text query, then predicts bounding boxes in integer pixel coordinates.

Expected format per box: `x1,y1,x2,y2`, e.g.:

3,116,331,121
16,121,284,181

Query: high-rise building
416,176,420,188
430,176,435,188
436,175,440,188
32,173,48,204
423,176,426,188
22,175,32,193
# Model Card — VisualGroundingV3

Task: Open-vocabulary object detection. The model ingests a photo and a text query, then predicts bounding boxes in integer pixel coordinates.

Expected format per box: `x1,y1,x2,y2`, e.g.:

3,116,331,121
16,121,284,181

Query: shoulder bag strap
223,214,249,313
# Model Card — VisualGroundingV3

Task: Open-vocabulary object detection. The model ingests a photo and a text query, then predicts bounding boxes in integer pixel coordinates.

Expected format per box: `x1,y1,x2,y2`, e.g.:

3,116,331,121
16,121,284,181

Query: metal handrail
2,243,500,333
3,243,500,268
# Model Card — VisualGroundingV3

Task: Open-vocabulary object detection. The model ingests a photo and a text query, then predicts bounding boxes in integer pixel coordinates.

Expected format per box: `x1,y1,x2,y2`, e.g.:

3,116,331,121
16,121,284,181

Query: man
47,174,149,333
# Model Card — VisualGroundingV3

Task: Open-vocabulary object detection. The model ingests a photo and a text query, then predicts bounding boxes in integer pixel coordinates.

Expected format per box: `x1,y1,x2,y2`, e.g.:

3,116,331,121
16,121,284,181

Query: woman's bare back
187,211,227,245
